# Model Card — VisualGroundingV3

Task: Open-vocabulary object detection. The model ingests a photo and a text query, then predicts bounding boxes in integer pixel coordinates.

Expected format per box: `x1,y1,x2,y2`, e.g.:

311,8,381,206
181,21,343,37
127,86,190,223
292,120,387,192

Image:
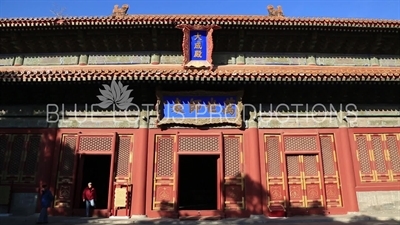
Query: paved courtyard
1,213,400,225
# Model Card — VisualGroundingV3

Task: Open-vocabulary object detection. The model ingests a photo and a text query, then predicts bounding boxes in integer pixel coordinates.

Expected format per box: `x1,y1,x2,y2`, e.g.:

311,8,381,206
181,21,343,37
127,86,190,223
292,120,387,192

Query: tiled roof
1,15,399,28
0,65,399,82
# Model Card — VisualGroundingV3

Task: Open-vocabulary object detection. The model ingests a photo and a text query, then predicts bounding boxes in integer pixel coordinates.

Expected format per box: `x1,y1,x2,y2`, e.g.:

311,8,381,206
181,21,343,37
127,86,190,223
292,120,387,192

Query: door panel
286,155,324,208
264,135,286,208
54,134,78,209
152,135,176,211
303,155,323,207
223,135,244,211
286,155,304,207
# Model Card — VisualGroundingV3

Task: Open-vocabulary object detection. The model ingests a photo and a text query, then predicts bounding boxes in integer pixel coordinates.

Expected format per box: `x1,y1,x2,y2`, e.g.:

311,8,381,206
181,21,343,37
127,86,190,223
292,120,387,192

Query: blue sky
0,0,399,19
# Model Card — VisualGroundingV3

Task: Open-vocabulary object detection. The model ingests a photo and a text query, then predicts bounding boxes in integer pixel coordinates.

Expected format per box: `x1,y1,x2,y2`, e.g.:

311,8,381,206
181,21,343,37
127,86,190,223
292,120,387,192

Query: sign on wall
176,24,221,69
189,30,207,61
156,91,243,126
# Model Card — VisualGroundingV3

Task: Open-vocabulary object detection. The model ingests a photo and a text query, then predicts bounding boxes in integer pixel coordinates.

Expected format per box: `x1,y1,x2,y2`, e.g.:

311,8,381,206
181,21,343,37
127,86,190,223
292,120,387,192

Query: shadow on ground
1,214,400,225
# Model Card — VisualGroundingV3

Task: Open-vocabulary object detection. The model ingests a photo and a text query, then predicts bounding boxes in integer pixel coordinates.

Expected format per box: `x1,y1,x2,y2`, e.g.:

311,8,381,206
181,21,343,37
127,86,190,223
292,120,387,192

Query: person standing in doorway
82,182,96,217
37,184,53,224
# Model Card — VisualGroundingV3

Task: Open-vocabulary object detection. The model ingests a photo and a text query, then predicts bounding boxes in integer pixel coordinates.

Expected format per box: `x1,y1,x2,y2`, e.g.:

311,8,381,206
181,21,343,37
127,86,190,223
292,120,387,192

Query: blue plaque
189,31,207,61
156,91,244,126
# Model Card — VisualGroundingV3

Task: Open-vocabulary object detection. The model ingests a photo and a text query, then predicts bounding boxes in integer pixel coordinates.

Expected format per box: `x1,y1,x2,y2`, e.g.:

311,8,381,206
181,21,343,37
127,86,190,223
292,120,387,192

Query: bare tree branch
50,2,67,18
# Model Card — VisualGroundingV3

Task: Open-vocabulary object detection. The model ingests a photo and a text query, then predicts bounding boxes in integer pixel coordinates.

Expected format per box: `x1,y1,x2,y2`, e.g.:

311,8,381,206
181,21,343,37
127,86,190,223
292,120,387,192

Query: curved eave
0,15,399,29
0,65,399,83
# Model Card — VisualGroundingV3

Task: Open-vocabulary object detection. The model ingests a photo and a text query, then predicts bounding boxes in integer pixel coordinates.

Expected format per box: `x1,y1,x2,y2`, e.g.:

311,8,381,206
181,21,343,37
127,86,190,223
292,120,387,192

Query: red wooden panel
286,155,324,208
20,134,42,183
0,134,42,184
384,134,400,182
0,134,11,181
371,135,390,182
152,135,176,211
319,134,342,208
264,135,286,207
303,155,323,207
286,155,304,208
178,136,219,152
77,135,114,153
115,135,133,184
54,134,77,208
5,134,26,182
354,133,400,183
354,134,375,182
223,135,244,211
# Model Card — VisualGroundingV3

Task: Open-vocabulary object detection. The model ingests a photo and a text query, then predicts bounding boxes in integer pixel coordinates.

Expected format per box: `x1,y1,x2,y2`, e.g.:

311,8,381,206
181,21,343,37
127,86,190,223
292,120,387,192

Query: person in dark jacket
37,184,53,224
82,182,97,217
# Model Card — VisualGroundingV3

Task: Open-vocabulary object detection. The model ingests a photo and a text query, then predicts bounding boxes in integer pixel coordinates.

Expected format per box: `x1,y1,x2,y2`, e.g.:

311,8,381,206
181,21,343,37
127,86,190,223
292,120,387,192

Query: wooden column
337,127,359,212
243,113,263,215
131,111,149,216
39,129,56,211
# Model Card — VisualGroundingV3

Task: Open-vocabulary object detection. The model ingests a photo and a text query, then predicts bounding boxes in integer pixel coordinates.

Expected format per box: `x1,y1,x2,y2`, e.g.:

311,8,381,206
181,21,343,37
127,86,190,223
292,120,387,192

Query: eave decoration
156,90,243,127
176,24,221,69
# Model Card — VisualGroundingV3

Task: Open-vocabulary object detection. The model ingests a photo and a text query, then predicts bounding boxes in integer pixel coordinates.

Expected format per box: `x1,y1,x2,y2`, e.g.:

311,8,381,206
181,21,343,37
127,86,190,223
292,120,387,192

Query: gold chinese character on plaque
194,42,202,50
194,32,202,41
193,50,202,58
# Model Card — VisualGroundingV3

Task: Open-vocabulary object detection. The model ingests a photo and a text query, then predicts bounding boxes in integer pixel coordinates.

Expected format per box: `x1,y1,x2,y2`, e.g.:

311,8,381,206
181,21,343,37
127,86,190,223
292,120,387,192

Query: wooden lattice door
286,155,324,209
54,134,78,209
152,135,176,211
223,135,244,211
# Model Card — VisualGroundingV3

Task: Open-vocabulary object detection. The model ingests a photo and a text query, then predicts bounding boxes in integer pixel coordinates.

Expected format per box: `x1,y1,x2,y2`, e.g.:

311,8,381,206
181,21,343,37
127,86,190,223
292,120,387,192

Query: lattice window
59,136,77,177
355,133,400,182
371,135,388,174
7,135,26,177
387,135,400,174
79,136,113,152
223,135,244,210
153,135,175,210
319,134,342,207
156,136,174,177
0,134,42,183
355,135,372,176
303,155,318,176
284,136,318,151
320,136,336,176
266,136,281,177
264,135,285,206
55,134,77,208
178,136,219,152
21,135,42,182
116,135,132,177
0,134,10,180
286,156,300,176
223,136,241,177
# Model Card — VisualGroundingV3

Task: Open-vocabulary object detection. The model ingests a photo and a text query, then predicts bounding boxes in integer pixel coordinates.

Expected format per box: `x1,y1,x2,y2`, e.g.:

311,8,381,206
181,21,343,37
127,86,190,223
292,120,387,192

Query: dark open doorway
178,155,218,210
78,154,111,209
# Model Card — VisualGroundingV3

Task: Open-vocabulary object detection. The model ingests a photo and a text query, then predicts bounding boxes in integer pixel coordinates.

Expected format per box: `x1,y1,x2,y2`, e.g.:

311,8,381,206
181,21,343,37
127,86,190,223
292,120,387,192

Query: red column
38,129,57,214
131,115,149,216
40,129,57,189
337,128,359,212
244,126,263,215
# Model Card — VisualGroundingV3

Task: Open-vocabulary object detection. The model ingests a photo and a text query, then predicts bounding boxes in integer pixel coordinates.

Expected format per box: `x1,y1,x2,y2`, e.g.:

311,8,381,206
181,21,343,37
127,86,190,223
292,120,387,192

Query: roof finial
267,5,285,17
112,4,129,18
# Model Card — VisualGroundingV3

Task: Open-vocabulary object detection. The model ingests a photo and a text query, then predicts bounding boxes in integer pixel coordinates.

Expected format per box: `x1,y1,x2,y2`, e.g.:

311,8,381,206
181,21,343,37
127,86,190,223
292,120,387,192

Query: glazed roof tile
0,15,399,28
0,65,399,82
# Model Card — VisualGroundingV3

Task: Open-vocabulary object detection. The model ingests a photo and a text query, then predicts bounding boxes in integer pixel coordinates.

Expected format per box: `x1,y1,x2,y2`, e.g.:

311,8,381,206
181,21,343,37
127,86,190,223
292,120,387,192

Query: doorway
78,155,111,209
178,155,218,210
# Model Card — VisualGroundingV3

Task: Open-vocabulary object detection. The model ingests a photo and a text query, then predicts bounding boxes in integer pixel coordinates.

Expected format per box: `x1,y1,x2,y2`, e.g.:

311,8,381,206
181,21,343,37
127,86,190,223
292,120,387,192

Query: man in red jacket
82,182,96,217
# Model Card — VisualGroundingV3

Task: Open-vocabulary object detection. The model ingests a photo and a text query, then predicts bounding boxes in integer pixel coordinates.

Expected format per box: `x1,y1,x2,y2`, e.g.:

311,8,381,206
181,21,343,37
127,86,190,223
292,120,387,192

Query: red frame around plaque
176,24,221,69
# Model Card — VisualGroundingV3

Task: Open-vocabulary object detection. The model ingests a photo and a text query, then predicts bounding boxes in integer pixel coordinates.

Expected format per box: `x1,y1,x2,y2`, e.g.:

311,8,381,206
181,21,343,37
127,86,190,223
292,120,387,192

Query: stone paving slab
1,214,400,225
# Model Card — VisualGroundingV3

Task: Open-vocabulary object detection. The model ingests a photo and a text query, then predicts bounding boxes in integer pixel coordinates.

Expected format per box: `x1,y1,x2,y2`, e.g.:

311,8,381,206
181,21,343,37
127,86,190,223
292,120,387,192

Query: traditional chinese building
0,4,399,219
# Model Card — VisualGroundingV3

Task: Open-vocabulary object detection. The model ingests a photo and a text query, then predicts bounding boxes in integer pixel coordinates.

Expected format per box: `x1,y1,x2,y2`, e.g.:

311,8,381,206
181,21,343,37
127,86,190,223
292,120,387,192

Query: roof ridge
1,15,399,22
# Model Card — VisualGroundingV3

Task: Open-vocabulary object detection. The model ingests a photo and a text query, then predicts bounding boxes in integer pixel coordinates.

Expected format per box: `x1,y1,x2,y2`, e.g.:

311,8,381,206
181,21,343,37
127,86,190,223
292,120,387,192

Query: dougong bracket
176,24,221,69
